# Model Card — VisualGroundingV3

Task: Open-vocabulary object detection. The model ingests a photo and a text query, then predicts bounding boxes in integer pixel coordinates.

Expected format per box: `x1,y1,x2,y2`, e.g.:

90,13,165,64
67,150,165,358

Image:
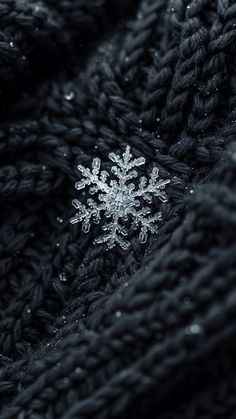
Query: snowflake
70,146,170,250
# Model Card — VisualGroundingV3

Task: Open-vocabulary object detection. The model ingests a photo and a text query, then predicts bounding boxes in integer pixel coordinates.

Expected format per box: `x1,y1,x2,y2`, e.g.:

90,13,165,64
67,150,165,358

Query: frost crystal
70,146,170,250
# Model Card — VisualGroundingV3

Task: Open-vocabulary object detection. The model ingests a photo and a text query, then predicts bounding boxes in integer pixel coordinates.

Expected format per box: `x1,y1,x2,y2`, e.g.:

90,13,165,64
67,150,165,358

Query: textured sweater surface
0,0,236,418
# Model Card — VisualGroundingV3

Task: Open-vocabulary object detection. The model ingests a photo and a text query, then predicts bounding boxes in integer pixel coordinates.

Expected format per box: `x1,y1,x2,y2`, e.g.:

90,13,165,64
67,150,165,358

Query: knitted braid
141,0,188,128
170,0,236,163
185,0,235,135
141,48,179,129
160,0,210,137
116,0,166,95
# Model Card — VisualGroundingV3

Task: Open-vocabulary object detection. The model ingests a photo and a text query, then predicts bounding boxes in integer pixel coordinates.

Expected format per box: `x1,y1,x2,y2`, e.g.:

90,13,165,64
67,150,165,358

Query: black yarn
0,0,236,418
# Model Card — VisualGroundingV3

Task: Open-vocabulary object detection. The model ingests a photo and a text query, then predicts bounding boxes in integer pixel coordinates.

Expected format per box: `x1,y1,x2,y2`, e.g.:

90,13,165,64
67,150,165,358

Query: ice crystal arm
109,146,145,171
95,220,130,250
76,158,110,193
70,198,105,233
132,208,162,243
136,168,170,203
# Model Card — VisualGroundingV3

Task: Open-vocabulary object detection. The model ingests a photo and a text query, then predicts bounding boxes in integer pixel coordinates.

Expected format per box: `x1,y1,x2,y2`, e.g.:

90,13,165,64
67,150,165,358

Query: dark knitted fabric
0,0,236,417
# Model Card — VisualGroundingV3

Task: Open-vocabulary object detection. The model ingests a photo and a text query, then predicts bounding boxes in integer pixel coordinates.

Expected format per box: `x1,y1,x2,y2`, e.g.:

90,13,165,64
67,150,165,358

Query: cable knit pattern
0,0,236,418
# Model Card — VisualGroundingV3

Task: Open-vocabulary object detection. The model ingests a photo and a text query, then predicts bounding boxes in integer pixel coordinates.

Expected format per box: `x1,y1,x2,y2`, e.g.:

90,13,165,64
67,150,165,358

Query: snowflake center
104,184,136,216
